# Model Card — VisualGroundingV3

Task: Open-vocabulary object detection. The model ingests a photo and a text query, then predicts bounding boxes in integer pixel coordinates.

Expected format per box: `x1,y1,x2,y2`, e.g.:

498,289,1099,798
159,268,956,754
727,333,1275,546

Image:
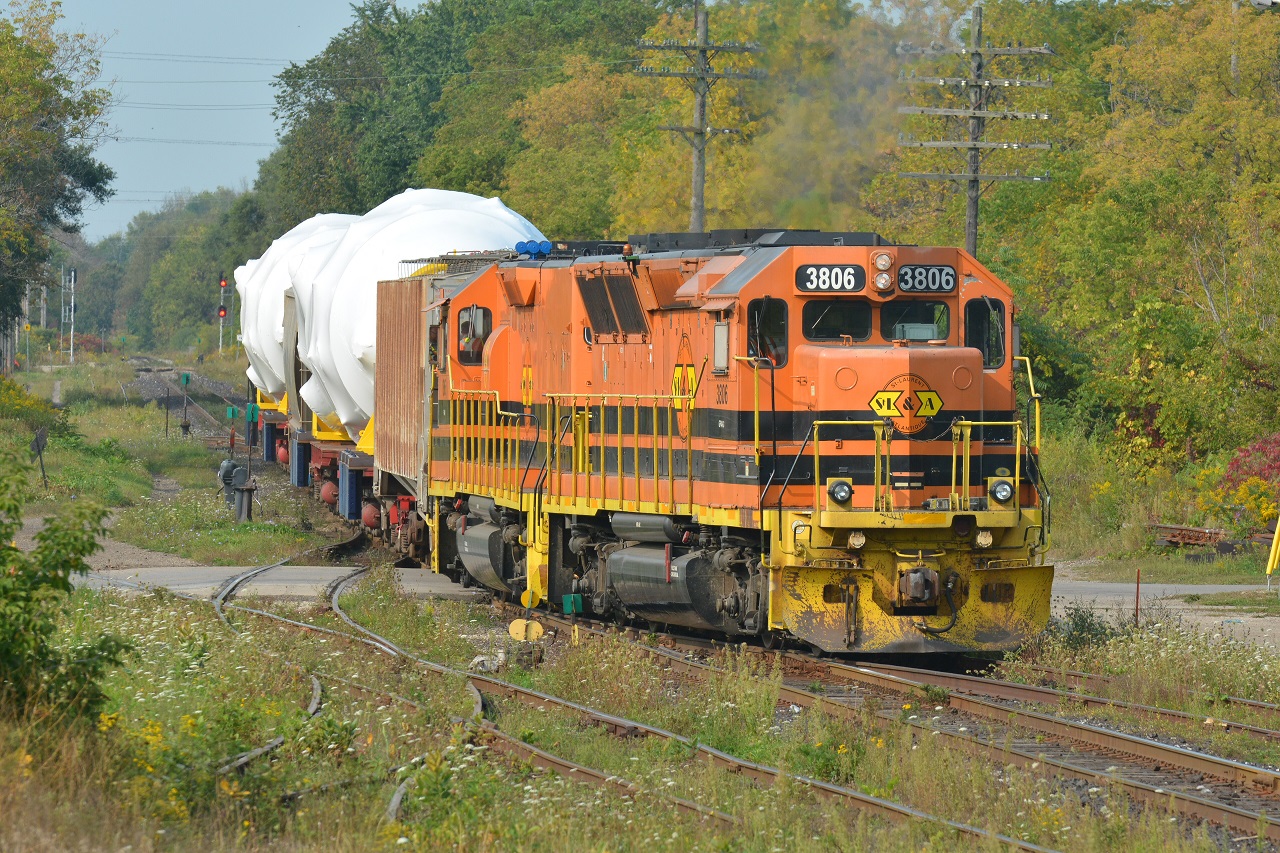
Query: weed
922,683,950,705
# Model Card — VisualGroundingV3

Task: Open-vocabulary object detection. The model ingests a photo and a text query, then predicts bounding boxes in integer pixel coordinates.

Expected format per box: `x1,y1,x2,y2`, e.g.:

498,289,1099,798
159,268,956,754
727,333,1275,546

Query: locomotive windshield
802,300,871,341
881,300,950,342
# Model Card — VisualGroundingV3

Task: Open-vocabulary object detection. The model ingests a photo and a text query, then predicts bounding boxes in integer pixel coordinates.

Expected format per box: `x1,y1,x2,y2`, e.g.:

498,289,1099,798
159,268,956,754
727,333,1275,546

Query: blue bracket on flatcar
338,461,361,521
562,594,583,615
262,421,278,463
289,436,311,487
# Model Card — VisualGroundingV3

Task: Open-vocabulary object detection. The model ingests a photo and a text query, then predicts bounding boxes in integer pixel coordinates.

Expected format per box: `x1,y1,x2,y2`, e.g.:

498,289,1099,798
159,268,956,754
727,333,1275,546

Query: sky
57,1,360,242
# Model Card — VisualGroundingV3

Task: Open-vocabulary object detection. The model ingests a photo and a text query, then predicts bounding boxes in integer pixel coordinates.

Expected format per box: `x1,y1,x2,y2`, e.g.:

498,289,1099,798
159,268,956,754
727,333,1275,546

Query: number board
897,265,957,292
795,264,865,293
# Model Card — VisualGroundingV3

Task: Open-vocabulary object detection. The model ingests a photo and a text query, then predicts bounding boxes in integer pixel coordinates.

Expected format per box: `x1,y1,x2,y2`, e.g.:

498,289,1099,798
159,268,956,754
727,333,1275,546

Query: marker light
990,480,1014,504
828,480,853,504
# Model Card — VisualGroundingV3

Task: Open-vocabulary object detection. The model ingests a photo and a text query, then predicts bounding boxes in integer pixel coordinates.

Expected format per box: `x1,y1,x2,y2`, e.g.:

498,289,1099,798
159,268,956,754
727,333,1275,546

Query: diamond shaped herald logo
868,374,944,434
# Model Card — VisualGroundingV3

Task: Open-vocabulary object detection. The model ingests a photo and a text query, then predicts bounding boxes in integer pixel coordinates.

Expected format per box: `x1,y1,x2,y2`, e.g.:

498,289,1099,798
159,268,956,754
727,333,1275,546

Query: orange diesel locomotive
372,229,1052,654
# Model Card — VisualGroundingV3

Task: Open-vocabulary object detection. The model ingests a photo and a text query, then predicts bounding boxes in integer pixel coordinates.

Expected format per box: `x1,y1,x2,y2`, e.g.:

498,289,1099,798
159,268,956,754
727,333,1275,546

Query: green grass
1062,551,1268,585
1180,589,1280,614
334,572,1222,851
111,488,328,566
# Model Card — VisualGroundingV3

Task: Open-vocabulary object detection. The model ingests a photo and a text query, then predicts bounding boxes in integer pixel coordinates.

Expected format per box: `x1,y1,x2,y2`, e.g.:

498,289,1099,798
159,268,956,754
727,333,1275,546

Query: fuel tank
605,545,740,633
457,521,512,592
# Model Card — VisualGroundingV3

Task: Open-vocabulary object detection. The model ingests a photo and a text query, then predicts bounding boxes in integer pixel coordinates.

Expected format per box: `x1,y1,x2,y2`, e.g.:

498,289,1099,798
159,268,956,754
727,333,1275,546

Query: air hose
917,573,959,635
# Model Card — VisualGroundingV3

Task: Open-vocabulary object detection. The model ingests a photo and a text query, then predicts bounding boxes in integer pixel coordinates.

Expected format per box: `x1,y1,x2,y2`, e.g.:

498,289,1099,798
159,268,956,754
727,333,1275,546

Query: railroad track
99,552,738,832
847,660,1280,743
1019,662,1280,724
507,604,1280,844
86,525,1273,845
319,571,1055,848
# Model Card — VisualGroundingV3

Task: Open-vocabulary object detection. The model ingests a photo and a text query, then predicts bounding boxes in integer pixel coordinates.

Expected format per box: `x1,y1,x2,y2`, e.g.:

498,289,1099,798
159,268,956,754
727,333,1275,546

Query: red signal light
219,276,228,288
218,306,227,319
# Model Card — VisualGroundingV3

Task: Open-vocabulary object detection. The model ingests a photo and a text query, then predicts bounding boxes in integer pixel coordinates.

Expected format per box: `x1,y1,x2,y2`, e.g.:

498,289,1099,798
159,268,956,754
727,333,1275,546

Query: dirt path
18,516,201,571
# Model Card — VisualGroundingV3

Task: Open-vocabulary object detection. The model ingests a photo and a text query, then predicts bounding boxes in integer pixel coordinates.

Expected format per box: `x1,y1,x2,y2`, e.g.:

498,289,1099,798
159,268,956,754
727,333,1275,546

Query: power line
118,100,275,107
106,50,294,61
108,136,275,147
103,50,292,66
115,103,275,111
113,57,646,86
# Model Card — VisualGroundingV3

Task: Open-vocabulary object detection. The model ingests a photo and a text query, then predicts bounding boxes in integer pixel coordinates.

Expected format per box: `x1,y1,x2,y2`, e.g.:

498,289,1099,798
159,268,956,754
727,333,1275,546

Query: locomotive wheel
761,630,784,651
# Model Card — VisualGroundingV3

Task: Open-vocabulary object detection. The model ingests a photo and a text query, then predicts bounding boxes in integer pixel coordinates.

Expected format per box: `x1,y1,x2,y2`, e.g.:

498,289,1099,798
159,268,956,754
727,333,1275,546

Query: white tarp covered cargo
235,214,356,398
296,188,544,441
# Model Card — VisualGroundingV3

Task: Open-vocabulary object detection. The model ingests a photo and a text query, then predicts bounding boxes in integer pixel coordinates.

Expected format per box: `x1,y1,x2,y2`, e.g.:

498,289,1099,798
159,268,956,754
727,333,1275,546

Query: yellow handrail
950,420,1025,511
732,355,762,461
805,417,1033,513
1014,355,1041,451
544,391,694,514
811,420,893,513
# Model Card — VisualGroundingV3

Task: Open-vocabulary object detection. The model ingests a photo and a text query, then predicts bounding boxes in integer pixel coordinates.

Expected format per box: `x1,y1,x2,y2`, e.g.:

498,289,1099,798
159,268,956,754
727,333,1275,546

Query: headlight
873,252,893,271
828,481,853,504
874,272,893,291
990,480,1014,504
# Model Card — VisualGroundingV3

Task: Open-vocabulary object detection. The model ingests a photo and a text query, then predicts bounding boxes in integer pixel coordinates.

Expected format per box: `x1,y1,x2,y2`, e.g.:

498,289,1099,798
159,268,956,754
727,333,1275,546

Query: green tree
0,1,113,324
416,0,660,201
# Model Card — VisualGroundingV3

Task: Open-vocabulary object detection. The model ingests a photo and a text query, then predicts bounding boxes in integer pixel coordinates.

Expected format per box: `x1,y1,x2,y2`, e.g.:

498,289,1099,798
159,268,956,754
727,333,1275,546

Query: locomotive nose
792,343,983,428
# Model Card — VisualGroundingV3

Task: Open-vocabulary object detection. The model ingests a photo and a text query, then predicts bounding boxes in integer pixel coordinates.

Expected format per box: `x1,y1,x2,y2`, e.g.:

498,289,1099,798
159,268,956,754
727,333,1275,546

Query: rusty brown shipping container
374,277,430,483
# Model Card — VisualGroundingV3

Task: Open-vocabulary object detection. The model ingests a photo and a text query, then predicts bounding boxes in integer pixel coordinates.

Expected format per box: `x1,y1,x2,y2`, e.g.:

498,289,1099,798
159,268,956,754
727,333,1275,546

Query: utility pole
896,4,1054,257
68,267,75,366
637,0,764,233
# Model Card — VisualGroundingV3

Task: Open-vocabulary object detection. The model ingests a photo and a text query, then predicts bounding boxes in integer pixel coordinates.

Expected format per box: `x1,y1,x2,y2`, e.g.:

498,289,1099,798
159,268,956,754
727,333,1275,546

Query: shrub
0,375,70,436
1195,433,1280,533
0,451,127,717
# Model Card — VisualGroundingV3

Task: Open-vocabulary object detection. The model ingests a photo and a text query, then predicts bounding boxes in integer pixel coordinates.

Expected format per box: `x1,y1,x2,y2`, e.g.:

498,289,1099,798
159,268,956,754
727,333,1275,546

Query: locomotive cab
735,244,1051,652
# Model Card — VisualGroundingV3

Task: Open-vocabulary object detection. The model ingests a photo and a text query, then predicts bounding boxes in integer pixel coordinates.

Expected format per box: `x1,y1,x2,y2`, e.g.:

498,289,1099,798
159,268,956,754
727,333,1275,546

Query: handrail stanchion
950,422,961,510
813,423,822,515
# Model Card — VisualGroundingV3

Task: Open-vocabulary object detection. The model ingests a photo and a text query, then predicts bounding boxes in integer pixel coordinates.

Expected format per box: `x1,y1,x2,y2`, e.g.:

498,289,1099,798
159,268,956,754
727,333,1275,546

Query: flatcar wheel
761,630,783,651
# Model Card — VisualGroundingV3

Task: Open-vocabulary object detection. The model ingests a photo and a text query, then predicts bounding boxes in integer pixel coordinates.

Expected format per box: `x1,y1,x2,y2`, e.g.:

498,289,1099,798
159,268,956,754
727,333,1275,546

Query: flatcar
368,229,1053,654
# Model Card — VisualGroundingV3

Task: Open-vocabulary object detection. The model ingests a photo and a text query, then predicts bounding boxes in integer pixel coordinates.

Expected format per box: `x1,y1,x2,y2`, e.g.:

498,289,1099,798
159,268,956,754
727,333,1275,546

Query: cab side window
457,306,491,365
964,298,1005,368
746,298,788,366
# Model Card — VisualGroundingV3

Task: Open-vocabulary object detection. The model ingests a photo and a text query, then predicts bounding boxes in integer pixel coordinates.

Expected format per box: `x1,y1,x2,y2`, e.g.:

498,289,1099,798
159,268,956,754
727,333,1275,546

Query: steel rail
1020,662,1280,721
858,661,1280,742
515,606,1280,843
238,573,738,829
798,656,1280,794
205,534,364,773
327,579,1051,851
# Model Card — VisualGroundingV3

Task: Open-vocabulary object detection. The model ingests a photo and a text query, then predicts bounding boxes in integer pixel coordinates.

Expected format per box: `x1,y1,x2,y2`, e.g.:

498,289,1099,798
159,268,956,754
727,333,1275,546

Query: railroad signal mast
897,4,1054,258
218,274,228,353
59,267,76,365
636,0,764,233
